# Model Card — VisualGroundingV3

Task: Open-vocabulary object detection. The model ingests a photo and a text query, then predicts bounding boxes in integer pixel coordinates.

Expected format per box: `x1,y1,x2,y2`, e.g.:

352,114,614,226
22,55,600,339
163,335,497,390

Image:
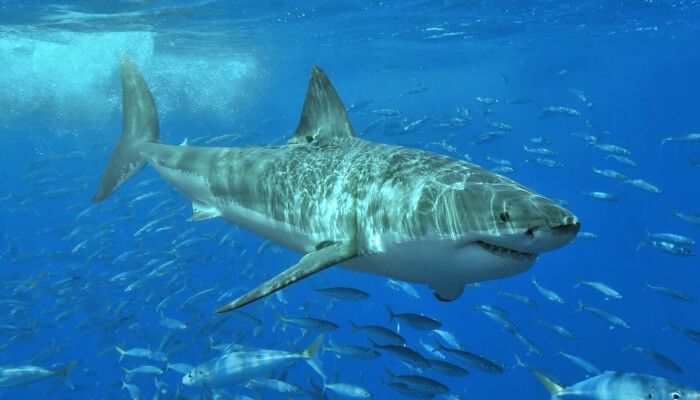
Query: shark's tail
93,53,159,203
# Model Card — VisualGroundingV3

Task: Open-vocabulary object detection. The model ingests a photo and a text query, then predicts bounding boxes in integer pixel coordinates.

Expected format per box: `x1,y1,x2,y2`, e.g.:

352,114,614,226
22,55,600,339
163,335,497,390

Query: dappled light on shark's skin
93,54,580,314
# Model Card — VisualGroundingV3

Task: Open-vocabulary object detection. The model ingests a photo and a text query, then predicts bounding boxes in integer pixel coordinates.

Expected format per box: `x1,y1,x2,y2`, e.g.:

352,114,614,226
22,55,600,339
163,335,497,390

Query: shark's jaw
342,234,539,302
475,240,537,260
343,217,579,301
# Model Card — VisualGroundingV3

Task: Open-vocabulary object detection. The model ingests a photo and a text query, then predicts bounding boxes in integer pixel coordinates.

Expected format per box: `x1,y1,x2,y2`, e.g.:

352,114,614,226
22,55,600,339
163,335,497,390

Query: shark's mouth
476,240,537,260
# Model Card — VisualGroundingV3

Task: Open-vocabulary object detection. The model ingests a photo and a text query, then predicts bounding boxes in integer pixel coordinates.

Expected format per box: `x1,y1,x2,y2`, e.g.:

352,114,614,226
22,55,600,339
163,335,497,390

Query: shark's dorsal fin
289,65,356,146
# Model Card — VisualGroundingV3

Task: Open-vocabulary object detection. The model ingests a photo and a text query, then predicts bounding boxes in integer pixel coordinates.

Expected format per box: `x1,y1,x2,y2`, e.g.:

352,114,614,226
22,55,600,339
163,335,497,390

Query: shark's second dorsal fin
289,65,356,146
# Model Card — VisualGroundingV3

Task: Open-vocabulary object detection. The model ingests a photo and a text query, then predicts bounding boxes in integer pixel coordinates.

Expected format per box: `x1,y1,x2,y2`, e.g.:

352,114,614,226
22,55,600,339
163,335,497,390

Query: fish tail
366,337,378,349
576,299,584,312
93,53,160,203
121,367,134,382
56,361,78,390
383,367,395,379
348,320,359,333
303,335,324,358
531,369,564,395
671,206,679,217
272,310,285,322
57,361,79,377
573,276,583,289
513,354,525,368
303,336,326,381
384,304,395,323
115,346,126,362
621,339,634,352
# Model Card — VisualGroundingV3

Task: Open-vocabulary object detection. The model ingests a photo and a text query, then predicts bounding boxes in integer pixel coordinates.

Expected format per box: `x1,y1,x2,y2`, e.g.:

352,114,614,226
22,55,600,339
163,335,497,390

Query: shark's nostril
526,227,535,239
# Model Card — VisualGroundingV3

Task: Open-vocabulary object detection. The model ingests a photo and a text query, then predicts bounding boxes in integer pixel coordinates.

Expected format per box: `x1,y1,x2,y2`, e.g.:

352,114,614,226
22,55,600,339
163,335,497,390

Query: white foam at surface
0,27,253,129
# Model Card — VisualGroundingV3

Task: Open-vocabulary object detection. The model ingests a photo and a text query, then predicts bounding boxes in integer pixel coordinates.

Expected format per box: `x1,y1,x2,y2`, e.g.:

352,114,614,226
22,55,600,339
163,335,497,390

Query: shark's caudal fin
93,53,159,202
287,65,356,146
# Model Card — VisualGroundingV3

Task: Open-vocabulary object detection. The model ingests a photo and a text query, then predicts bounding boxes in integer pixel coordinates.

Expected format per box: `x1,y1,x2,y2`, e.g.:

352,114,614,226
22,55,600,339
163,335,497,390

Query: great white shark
93,54,580,313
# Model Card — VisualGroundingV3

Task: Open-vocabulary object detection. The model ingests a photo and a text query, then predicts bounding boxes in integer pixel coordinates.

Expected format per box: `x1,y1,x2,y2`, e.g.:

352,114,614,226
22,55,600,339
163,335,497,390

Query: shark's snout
524,215,580,253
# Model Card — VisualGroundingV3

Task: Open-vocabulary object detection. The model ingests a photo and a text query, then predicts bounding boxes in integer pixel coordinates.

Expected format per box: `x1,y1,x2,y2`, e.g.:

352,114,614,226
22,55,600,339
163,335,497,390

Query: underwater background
1,1,699,399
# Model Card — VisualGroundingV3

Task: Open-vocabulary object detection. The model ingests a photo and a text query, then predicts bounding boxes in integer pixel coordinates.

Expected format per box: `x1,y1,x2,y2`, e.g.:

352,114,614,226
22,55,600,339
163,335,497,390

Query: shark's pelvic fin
93,53,159,202
288,65,356,147
431,282,465,302
188,203,222,221
215,241,358,313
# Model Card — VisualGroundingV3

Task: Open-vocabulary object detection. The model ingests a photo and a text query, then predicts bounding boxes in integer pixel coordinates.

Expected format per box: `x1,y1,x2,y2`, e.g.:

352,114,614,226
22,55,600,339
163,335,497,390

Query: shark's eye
672,393,681,400
499,211,510,222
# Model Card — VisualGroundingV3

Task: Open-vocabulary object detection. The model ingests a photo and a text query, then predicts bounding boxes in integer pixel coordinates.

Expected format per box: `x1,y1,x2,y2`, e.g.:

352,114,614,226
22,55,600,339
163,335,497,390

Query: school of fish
1,52,699,400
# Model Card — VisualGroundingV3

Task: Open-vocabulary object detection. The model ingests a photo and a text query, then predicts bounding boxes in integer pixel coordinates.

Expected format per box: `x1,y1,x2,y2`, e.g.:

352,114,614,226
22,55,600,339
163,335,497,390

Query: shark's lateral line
94,54,580,313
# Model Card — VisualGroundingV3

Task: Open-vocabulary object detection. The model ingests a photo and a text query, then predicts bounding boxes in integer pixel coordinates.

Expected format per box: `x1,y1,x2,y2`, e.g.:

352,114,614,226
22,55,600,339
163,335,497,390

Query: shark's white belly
342,232,537,300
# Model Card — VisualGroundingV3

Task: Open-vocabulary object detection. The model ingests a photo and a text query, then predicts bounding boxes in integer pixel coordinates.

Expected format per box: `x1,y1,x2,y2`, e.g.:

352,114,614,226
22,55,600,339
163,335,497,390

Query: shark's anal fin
215,241,357,314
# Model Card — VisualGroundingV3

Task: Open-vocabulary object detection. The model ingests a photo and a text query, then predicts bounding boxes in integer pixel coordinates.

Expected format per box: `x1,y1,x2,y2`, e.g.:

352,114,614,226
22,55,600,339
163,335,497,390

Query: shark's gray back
144,135,554,256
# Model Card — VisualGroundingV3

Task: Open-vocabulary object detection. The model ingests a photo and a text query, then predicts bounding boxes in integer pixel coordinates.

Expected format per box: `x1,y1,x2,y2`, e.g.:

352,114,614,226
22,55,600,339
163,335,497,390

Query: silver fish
624,341,683,373
644,282,694,302
532,276,565,304
577,300,630,329
574,276,623,299
532,370,700,399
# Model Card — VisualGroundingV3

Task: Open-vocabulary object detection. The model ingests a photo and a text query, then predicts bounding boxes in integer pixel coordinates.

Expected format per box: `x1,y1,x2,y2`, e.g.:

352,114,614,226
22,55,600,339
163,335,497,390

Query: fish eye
672,392,681,400
499,211,510,222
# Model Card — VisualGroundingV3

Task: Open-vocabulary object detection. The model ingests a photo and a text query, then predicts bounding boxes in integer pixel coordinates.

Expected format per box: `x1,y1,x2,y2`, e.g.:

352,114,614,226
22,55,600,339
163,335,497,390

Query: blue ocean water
1,1,699,399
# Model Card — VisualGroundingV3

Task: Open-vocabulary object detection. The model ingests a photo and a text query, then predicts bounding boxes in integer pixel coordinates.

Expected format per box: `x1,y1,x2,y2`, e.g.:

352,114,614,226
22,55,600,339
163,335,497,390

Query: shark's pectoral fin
432,284,465,302
215,241,357,313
